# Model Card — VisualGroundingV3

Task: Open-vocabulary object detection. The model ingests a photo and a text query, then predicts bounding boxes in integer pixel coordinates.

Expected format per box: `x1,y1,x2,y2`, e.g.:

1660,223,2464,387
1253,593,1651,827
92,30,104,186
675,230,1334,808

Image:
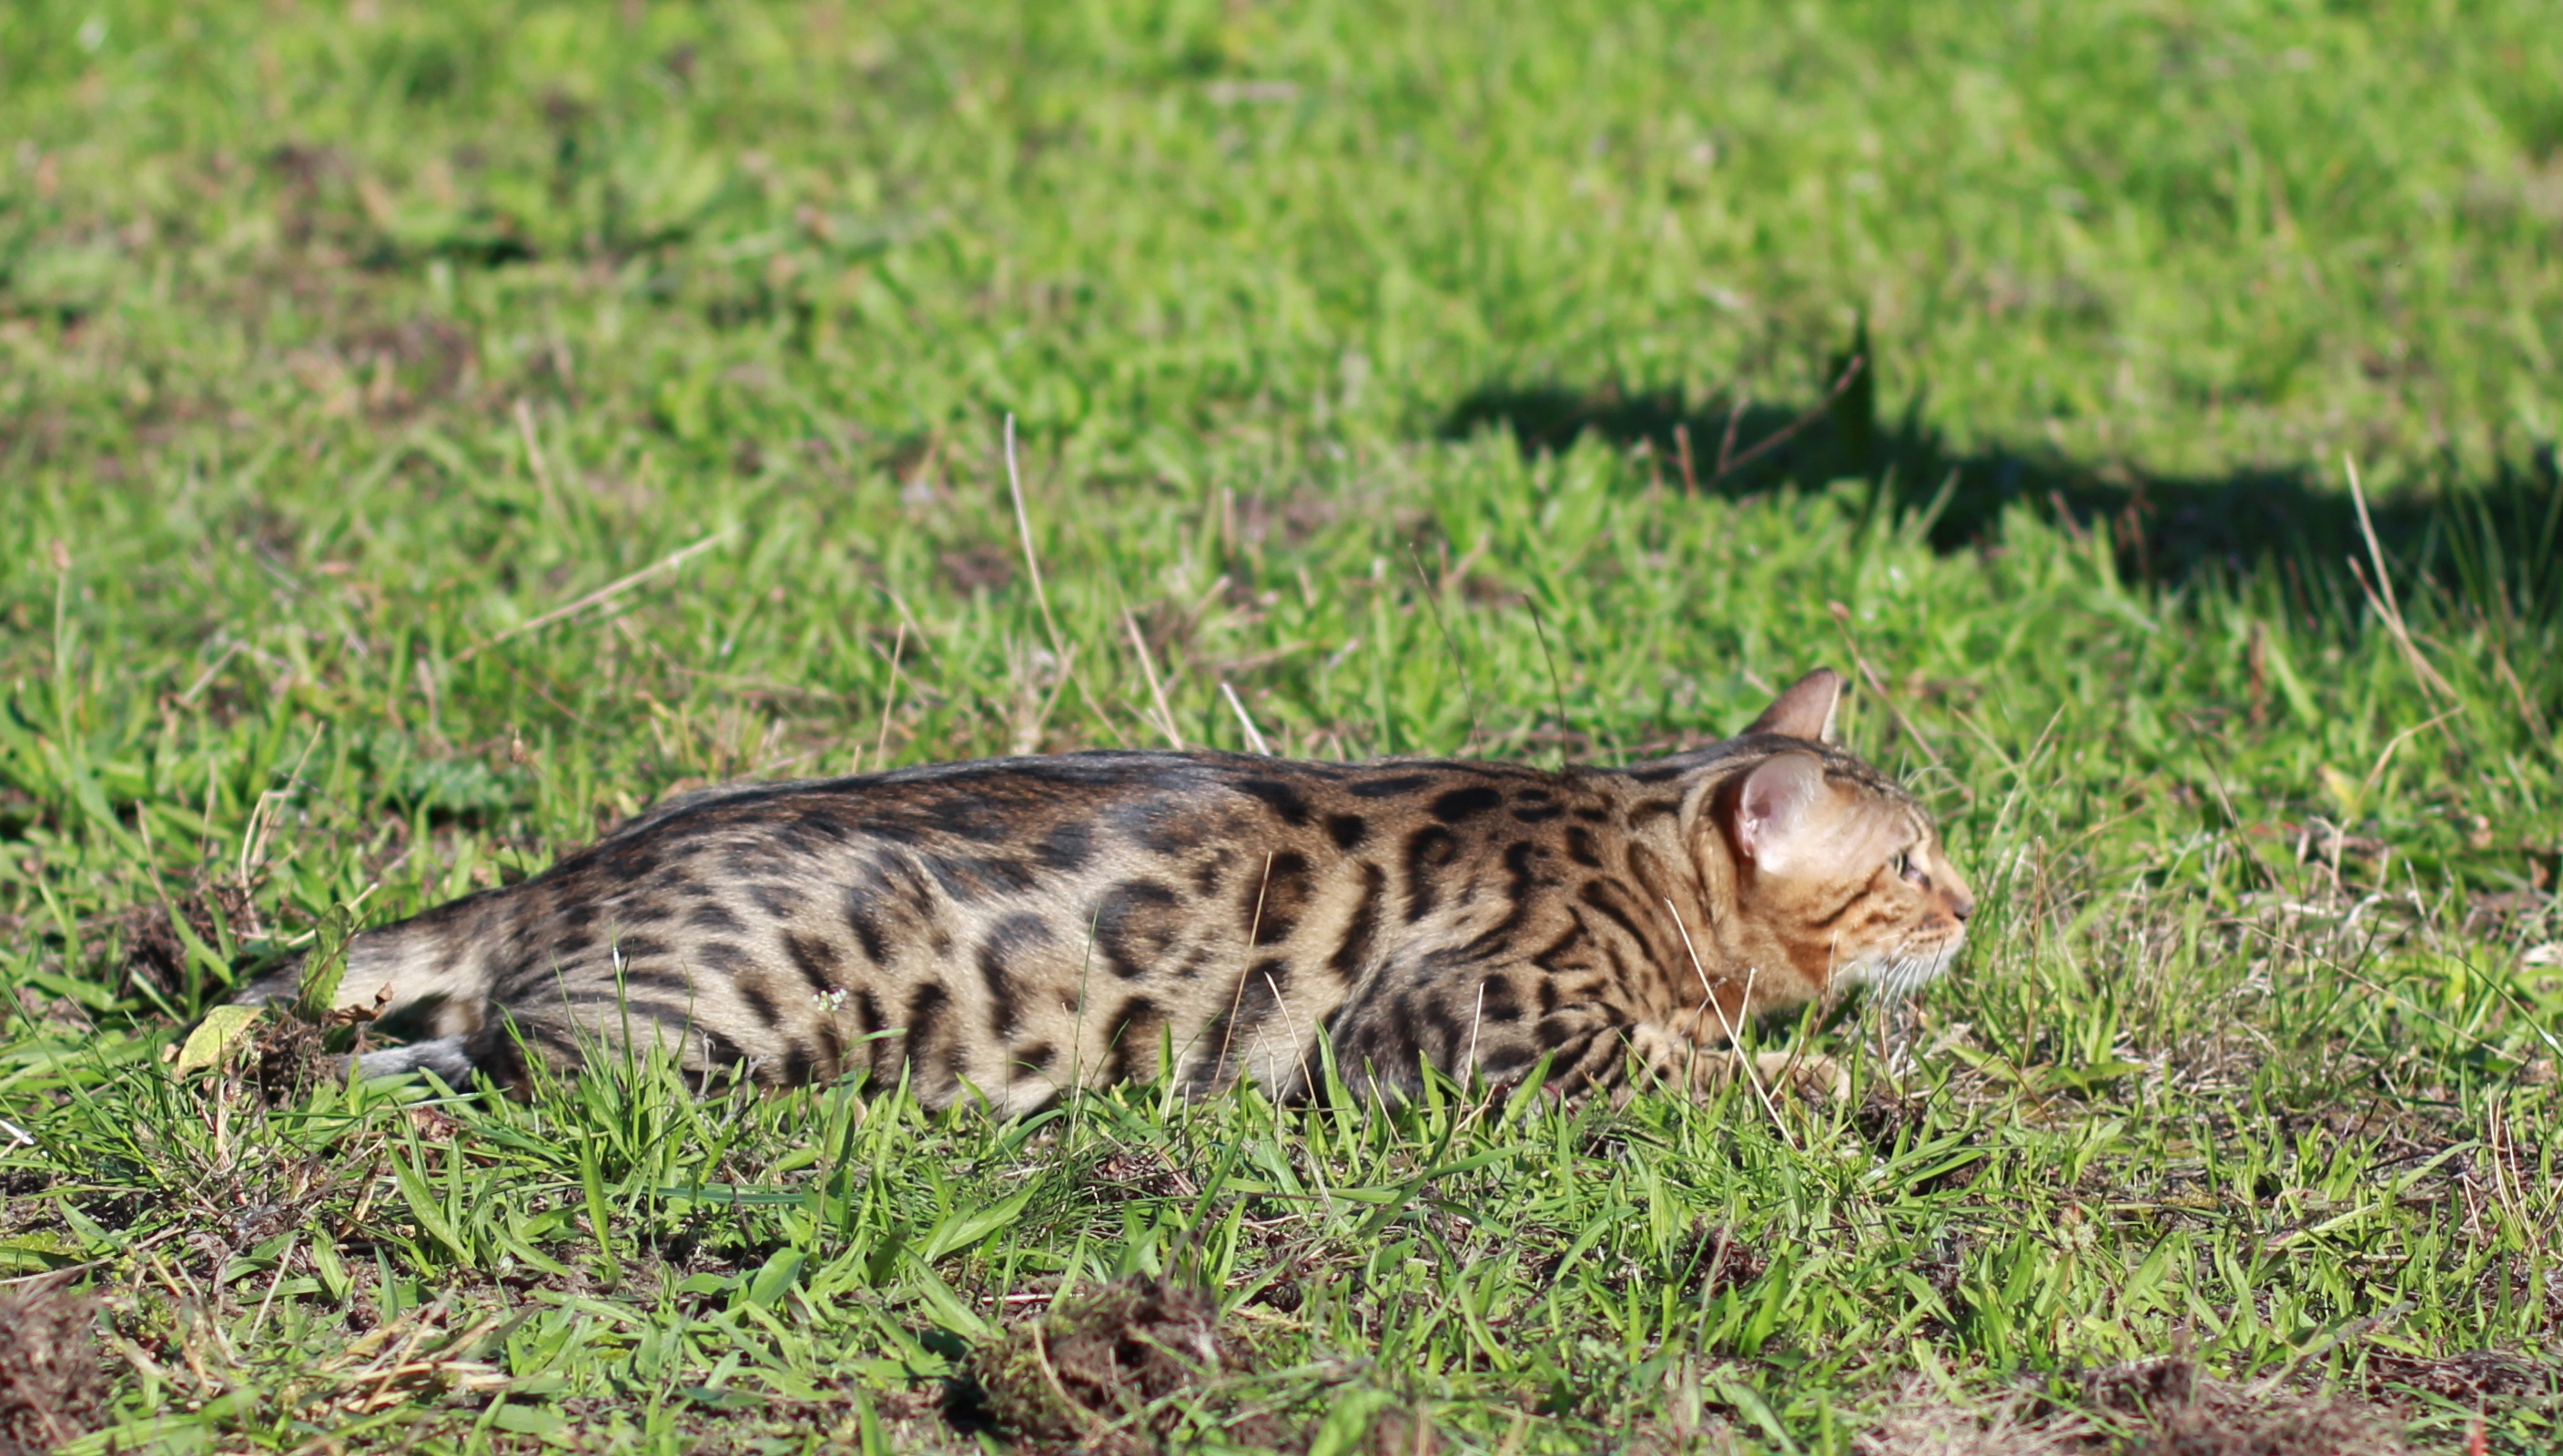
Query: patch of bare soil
2365,1350,2558,1409
248,1011,333,1104
0,1282,108,1456
115,881,258,1012
959,1275,1293,1455
1859,1358,2421,1456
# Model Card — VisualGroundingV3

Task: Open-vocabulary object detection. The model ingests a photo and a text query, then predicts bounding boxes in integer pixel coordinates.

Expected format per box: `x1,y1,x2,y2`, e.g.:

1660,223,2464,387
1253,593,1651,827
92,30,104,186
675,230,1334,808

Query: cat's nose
1947,888,1975,923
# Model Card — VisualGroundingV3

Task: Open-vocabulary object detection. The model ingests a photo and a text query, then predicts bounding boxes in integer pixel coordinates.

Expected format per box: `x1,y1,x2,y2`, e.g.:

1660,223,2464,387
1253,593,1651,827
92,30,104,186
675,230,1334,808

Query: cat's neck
1666,759,1803,1030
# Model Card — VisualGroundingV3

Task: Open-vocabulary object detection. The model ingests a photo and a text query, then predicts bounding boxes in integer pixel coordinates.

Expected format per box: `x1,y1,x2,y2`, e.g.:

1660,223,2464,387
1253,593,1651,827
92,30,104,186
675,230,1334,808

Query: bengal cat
238,669,1972,1107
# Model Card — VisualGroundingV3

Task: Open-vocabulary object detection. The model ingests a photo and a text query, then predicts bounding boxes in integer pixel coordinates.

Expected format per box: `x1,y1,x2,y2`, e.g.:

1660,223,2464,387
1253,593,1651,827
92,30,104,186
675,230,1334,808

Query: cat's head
1707,669,1974,1000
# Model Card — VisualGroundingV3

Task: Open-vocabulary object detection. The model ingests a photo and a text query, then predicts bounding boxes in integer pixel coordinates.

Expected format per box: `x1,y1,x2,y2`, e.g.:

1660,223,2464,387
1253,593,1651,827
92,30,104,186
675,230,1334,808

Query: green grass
3,0,2560,1451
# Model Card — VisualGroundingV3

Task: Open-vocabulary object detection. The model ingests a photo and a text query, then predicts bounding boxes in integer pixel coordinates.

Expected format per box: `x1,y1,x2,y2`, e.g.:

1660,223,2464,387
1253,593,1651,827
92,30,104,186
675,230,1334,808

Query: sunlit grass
2,0,2559,1451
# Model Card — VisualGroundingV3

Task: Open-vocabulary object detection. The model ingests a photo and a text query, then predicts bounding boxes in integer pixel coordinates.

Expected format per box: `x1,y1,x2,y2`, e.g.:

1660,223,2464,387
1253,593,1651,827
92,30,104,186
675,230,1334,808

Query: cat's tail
226,904,497,1089
231,901,493,1039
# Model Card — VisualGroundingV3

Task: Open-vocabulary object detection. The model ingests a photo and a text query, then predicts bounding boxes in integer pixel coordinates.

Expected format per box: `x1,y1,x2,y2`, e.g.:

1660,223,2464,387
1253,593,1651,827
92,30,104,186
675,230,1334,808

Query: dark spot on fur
1238,851,1313,945
939,799,1017,844
855,989,886,1078
735,974,781,1027
569,965,695,1005
1351,773,1435,799
1419,994,1463,1059
1093,881,1184,981
1402,825,1461,922
783,933,842,996
924,853,1037,903
1190,851,1231,898
1579,878,1651,949
598,838,662,877
1477,975,1523,1024
1234,778,1312,825
1624,842,1677,907
1107,797,1193,855
1035,820,1098,872
977,913,1053,1037
860,814,927,845
1103,996,1164,1084
1565,824,1602,867
747,882,805,919
1325,813,1368,850
1332,863,1386,983
1528,923,1588,977
1430,784,1503,824
844,880,893,965
693,941,754,974
1191,956,1293,1092
902,981,949,1077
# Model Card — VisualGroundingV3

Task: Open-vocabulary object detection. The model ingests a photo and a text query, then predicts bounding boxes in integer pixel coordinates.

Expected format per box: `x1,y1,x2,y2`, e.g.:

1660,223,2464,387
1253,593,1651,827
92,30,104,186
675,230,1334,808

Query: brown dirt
1084,1145,1200,1202
249,1012,333,1104
116,882,257,1012
2363,1350,2557,1409
1858,1358,2422,1456
961,1275,1277,1455
1671,1223,1767,1299
2084,1357,2415,1456
0,1282,109,1456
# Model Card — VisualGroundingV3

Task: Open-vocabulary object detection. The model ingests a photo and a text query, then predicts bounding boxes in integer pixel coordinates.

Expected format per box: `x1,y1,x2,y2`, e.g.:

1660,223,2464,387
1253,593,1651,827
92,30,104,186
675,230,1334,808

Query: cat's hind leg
347,1035,478,1089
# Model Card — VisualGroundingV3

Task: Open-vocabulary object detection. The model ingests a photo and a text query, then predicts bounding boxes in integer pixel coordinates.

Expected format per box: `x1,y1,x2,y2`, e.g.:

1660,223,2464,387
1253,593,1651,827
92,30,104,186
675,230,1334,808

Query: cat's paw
1749,1050,1849,1101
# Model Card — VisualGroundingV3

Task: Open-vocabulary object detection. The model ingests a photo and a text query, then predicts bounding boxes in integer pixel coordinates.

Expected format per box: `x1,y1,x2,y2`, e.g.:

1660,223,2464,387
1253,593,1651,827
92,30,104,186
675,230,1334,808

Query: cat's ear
1733,752,1829,874
1745,669,1844,743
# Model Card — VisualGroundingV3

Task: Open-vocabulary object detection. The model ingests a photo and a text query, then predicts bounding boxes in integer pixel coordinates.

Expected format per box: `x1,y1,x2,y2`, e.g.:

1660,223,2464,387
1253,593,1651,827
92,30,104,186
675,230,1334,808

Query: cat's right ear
1745,669,1844,743
1732,752,1829,875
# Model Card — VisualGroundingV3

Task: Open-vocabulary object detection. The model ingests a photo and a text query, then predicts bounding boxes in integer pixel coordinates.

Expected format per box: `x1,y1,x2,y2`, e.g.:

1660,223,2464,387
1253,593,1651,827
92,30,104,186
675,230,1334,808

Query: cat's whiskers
1857,939,1961,998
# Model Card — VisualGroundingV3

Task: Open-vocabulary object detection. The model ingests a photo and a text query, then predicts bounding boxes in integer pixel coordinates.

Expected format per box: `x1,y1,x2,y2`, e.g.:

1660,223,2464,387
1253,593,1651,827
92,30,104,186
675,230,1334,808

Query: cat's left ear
1745,668,1844,743
1731,751,1829,874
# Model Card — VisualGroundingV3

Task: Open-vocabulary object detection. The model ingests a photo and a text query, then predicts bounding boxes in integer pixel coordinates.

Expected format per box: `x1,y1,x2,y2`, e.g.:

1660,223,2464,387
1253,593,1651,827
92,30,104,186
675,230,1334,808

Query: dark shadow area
1441,350,2563,622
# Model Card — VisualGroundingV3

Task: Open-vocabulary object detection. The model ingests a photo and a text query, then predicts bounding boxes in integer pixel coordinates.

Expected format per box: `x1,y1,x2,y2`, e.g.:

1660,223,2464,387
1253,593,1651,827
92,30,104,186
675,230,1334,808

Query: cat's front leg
1617,1023,1848,1104
1474,1005,1845,1105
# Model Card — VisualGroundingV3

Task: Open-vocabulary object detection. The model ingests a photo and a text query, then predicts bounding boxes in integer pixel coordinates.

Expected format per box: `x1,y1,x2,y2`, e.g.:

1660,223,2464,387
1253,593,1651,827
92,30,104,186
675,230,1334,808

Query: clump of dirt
961,1276,1261,1455
2079,1357,2412,1456
1085,1146,1200,1202
2075,1357,2199,1421
2116,1398,2405,1456
1361,1405,1444,1454
1669,1223,1766,1299
116,883,257,1013
2364,1349,2556,1407
0,1283,109,1456
249,1012,333,1104
1859,1358,2420,1456
1854,1090,1989,1194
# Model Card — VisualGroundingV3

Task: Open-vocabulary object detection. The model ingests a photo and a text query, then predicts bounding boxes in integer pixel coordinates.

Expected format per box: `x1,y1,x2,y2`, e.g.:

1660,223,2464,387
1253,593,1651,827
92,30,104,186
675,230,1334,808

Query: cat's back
339,746,1682,1099
551,746,1628,887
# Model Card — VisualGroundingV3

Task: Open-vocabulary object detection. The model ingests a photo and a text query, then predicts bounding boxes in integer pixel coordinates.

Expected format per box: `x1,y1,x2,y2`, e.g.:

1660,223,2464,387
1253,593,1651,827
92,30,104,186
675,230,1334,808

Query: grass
2,0,2560,1450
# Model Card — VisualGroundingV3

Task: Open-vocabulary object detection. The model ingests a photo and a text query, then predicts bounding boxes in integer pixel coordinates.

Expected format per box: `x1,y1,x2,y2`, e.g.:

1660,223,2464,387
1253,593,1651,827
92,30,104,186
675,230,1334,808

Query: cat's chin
1849,942,1962,998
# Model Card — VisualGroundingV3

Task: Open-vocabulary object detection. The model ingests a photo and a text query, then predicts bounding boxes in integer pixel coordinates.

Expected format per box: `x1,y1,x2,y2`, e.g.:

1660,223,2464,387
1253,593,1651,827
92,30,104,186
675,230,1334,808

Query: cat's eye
1890,850,1927,886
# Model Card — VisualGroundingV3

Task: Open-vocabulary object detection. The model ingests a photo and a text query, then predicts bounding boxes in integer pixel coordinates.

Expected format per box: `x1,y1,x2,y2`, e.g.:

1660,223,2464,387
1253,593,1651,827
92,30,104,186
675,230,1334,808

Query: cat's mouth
1851,934,1965,996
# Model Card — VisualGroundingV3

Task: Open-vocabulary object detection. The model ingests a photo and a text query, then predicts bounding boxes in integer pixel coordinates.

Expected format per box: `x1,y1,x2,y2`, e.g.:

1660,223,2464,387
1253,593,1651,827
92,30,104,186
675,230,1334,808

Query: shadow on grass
1441,362,2563,616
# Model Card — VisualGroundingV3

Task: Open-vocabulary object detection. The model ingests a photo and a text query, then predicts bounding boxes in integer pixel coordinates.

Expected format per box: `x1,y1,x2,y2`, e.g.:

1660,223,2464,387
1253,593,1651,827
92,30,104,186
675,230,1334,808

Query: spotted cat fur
238,670,1973,1106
